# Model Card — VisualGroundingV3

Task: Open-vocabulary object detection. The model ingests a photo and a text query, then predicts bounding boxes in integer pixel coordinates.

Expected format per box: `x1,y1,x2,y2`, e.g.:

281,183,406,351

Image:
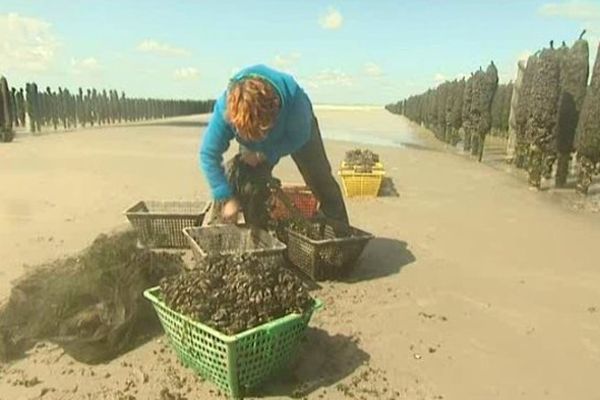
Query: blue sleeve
199,95,235,200
264,89,313,165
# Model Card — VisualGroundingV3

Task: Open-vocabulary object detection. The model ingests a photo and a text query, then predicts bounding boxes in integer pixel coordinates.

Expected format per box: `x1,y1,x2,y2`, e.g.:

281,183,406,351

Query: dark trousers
291,116,349,224
235,115,349,225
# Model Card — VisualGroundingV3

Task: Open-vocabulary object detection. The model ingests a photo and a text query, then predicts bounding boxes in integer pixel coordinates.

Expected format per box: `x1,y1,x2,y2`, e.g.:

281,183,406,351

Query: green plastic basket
143,287,322,398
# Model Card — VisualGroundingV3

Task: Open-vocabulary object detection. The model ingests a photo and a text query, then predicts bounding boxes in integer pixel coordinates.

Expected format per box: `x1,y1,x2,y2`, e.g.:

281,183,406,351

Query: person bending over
199,64,348,224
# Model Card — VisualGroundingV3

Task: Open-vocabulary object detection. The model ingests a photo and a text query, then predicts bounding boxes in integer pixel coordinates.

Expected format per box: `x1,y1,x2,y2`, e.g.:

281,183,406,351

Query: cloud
173,67,200,81
71,57,102,74
538,1,600,20
0,13,59,73
364,62,384,77
137,39,191,57
319,7,343,30
304,69,353,89
273,52,301,71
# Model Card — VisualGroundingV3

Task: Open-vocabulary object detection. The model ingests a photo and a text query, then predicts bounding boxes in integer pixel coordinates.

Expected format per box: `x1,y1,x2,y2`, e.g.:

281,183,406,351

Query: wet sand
1,109,599,400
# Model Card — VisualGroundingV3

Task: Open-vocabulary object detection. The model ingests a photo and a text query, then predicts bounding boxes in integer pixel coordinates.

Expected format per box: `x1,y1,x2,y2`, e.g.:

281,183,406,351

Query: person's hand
240,151,266,167
222,198,240,222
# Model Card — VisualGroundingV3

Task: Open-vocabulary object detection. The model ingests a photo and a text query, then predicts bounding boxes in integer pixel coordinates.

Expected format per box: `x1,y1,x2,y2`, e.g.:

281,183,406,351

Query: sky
1,0,599,105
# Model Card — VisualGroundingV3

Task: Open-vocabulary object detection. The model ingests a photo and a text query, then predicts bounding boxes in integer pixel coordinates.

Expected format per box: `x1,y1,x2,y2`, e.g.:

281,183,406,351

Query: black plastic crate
284,219,373,281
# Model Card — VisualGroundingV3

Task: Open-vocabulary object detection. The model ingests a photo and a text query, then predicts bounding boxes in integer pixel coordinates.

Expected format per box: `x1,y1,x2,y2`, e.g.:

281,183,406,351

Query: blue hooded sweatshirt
199,64,313,200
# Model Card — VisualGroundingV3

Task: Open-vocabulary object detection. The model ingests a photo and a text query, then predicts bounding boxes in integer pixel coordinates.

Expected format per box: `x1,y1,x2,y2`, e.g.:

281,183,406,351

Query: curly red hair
227,77,281,141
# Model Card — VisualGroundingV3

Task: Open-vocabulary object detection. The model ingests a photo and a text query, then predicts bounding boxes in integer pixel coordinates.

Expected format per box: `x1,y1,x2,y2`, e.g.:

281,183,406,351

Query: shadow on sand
378,177,399,197
344,238,415,283
587,185,600,196
256,328,369,398
482,148,508,156
401,142,437,152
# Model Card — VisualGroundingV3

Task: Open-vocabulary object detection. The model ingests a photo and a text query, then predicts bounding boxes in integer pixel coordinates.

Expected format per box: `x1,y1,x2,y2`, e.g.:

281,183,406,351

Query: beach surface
1,108,599,400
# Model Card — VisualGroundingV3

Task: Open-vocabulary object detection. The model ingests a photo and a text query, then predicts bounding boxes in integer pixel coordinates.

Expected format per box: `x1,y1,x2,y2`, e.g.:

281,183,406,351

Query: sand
1,109,600,400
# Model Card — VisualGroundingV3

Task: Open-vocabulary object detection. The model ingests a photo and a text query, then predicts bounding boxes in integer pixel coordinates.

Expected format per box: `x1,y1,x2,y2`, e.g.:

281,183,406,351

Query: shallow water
313,107,423,149
192,108,424,149
320,128,422,148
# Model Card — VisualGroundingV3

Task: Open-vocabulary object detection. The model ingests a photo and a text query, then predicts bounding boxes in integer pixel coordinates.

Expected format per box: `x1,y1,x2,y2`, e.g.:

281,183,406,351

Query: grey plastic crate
124,200,209,248
183,225,286,265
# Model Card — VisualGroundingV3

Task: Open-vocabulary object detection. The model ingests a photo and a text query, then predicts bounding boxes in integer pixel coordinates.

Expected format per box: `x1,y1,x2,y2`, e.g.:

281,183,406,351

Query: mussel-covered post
0,76,14,142
555,33,590,187
10,87,18,128
507,61,526,160
575,42,600,194
470,62,498,162
461,75,474,151
25,83,40,134
448,79,465,145
435,82,448,141
526,45,561,189
515,54,539,169
491,83,512,138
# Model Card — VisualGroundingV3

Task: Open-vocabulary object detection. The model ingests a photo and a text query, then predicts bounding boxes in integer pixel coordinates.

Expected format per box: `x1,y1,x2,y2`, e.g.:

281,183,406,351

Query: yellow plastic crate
338,170,385,197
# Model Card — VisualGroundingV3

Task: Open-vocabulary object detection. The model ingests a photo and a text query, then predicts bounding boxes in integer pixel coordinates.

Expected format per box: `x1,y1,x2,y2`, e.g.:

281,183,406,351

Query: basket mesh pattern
235,318,307,388
144,287,319,398
338,170,385,198
124,200,208,248
271,186,319,220
285,221,373,281
184,225,286,265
